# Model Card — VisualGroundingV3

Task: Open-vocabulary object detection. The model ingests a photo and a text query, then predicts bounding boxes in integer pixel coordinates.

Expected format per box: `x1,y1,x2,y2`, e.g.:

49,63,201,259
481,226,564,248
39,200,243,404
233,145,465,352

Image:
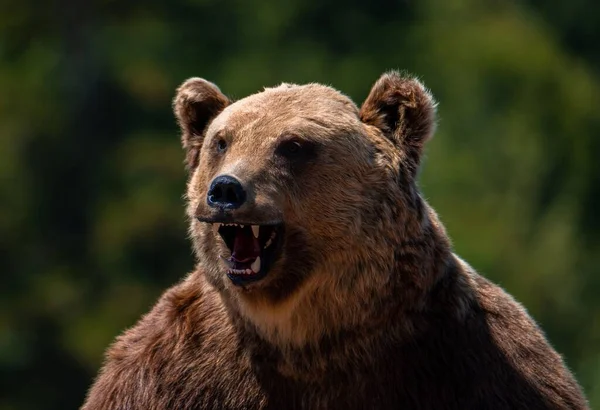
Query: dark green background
1,0,599,408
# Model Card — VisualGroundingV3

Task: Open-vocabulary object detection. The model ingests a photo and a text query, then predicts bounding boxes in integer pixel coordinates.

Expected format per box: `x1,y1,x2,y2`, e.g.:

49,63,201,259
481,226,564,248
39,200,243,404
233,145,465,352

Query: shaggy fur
82,72,588,409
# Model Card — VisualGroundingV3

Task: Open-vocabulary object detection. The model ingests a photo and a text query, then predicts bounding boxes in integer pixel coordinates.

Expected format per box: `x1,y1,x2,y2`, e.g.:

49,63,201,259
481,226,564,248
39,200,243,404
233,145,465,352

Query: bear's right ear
359,71,436,175
173,78,230,170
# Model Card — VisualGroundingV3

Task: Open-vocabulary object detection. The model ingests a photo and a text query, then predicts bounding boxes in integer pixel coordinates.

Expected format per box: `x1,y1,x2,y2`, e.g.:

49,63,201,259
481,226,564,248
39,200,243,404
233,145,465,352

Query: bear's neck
223,205,460,373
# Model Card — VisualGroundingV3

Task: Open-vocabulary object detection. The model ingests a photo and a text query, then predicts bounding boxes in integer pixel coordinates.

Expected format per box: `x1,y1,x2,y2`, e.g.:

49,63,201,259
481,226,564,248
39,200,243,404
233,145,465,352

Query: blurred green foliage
1,0,599,408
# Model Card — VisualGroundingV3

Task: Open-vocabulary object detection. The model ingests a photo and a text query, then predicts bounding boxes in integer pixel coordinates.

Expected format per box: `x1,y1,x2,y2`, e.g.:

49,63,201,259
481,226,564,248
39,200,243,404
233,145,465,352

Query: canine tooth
252,225,259,238
245,269,252,275
213,223,221,234
264,238,272,249
251,257,261,272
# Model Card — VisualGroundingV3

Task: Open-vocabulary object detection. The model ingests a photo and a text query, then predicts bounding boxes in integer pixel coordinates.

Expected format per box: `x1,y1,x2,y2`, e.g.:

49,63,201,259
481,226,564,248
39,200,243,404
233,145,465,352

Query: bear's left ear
359,71,437,173
173,78,230,170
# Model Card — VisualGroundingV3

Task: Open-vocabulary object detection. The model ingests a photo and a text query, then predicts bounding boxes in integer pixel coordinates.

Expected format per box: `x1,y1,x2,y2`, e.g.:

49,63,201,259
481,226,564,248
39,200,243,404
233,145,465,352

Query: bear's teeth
212,223,221,234
263,231,277,249
251,257,261,273
245,269,252,275
251,225,259,238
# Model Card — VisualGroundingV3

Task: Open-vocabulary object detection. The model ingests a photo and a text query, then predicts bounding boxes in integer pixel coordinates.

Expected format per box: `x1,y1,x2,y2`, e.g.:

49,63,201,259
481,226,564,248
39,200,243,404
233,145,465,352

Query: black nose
207,175,247,209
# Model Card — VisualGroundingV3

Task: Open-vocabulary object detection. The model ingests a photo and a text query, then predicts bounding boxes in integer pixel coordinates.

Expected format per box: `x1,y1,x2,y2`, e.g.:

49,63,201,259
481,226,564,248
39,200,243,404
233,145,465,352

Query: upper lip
196,216,283,226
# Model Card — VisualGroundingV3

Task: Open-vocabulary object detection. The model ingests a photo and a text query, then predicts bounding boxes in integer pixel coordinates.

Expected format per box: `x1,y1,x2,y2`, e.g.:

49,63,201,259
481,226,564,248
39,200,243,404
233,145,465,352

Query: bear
81,72,588,410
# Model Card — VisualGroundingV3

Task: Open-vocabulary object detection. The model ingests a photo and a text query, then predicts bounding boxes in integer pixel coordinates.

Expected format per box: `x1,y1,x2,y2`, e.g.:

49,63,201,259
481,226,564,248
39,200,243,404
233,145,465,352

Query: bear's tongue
232,226,260,262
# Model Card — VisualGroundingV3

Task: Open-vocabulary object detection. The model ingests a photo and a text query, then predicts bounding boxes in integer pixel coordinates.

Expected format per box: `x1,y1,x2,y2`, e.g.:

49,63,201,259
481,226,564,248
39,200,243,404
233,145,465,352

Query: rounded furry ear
173,78,230,169
360,71,437,173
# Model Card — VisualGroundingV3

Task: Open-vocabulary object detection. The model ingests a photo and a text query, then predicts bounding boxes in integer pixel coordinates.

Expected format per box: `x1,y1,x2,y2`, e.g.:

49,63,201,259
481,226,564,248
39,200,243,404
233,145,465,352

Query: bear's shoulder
107,275,230,359
83,274,266,410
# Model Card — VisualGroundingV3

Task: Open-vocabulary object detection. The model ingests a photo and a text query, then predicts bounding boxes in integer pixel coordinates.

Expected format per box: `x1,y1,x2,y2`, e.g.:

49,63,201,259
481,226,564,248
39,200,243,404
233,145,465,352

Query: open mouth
212,223,284,286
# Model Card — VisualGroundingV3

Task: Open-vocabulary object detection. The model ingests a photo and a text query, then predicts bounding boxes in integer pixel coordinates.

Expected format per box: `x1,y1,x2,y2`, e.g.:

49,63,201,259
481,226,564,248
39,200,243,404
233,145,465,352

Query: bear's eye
278,140,303,157
216,139,227,153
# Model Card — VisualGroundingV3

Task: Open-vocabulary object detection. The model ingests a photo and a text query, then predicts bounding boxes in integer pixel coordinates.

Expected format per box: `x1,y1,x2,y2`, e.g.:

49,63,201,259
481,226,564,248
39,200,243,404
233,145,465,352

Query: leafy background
1,0,599,408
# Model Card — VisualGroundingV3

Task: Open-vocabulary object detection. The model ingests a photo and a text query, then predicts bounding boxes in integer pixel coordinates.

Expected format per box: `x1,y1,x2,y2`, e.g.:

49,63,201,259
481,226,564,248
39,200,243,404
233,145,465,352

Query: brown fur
82,71,588,409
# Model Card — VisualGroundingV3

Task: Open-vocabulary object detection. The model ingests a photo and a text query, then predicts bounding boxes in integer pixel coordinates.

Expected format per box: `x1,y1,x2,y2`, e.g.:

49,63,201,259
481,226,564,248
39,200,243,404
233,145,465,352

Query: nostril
212,186,223,201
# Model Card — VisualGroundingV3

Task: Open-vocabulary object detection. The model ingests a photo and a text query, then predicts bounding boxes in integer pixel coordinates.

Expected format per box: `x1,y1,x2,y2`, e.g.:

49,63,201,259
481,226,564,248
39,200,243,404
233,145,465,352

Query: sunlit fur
185,79,443,348
82,72,588,410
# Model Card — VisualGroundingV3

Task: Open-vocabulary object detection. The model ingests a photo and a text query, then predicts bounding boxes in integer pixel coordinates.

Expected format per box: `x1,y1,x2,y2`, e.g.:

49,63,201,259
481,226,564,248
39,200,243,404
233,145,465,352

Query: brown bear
81,72,588,410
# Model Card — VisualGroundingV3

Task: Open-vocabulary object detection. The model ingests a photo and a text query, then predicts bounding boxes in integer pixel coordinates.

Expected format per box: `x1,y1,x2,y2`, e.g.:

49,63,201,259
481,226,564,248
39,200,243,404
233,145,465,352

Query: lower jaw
224,249,279,287
227,270,268,286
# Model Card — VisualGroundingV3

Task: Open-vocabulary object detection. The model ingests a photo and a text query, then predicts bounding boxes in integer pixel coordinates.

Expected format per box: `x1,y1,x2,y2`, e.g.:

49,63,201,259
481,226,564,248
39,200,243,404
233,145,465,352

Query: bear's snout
207,175,247,210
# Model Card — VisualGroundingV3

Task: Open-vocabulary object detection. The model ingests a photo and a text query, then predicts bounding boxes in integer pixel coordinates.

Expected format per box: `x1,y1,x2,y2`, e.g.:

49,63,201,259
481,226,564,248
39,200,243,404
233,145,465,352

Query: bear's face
174,73,436,327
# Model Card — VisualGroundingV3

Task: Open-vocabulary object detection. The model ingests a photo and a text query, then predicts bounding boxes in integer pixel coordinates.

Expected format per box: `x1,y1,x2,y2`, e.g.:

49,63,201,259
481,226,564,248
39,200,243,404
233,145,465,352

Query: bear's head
174,72,440,345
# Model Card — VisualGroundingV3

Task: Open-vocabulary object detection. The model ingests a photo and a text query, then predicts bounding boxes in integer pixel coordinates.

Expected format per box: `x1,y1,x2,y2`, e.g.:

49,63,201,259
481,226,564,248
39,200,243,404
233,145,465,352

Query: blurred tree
0,0,598,408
